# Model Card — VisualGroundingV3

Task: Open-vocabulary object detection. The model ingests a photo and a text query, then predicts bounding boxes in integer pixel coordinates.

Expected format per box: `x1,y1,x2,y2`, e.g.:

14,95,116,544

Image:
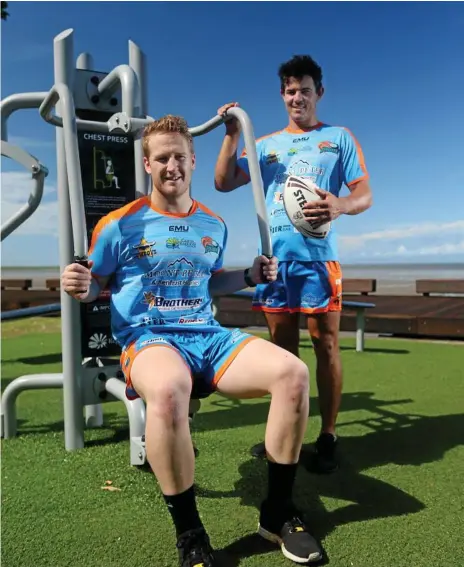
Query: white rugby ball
283,175,331,239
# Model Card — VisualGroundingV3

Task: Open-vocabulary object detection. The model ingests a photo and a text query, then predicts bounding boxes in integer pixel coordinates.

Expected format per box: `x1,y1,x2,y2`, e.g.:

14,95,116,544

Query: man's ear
143,156,151,174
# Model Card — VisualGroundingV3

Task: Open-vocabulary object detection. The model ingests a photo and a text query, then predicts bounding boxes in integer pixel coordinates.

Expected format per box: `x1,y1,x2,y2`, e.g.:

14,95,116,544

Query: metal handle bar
1,141,49,241
39,83,88,258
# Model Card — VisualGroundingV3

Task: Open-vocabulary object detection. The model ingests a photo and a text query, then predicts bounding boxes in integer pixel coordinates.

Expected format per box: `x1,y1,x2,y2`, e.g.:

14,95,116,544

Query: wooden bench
416,279,464,296
219,289,376,353
343,278,377,295
1,278,60,310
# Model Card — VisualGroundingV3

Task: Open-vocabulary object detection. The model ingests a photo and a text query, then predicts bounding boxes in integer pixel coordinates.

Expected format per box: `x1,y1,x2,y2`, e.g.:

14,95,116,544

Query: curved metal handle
223,106,273,259
189,115,224,137
39,83,88,258
97,64,139,115
1,140,48,241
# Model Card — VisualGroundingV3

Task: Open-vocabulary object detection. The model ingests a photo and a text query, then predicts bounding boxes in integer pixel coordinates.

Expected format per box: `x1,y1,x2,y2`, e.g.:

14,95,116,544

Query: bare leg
130,346,194,495
307,311,342,436
217,337,309,463
249,311,303,458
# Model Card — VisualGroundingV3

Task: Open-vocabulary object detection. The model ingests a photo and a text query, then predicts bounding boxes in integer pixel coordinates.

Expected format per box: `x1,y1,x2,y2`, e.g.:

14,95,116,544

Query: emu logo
169,226,189,232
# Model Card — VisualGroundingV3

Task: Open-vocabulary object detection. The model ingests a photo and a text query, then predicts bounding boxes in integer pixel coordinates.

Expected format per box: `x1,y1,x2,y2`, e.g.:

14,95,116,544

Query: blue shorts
120,328,257,400
252,260,342,314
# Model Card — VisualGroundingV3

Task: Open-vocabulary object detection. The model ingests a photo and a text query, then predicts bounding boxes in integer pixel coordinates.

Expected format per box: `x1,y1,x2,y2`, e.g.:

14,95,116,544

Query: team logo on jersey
133,237,156,258
265,151,279,165
165,237,196,249
287,147,298,156
273,191,283,203
169,225,189,232
168,257,194,268
318,141,339,154
270,208,286,218
142,291,157,310
142,295,203,311
201,236,219,254
288,160,325,177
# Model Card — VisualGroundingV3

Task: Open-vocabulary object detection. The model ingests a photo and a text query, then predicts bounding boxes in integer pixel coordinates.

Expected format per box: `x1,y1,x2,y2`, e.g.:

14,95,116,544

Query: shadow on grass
10,353,63,365
193,405,464,565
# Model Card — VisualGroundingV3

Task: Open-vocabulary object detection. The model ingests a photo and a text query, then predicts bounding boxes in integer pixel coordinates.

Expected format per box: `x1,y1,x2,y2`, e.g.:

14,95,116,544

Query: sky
1,1,464,267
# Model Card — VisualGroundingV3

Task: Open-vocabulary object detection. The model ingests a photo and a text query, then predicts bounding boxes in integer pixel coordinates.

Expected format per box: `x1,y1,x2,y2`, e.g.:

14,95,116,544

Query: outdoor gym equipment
0,28,272,466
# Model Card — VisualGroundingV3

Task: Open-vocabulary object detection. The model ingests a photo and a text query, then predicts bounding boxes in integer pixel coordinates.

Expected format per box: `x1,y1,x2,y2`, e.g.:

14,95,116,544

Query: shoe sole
258,524,322,564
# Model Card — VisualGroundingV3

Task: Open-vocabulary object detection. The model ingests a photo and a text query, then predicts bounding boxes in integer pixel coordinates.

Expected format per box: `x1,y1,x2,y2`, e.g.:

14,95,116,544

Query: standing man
214,55,372,473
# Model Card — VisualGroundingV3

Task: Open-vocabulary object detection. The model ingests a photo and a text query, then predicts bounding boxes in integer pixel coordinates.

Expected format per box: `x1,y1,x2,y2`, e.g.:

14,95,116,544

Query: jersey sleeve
340,128,369,187
236,138,266,180
88,215,121,277
212,220,228,274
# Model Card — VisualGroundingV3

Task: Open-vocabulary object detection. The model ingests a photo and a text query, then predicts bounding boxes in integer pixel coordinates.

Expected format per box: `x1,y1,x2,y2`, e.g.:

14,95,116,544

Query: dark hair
278,55,323,94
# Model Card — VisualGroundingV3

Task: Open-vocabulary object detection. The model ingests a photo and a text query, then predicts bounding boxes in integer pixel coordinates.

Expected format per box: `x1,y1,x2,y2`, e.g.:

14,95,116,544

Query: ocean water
2,263,463,295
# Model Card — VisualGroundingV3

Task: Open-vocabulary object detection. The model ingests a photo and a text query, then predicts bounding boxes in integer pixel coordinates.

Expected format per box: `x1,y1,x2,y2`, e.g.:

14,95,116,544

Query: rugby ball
283,175,331,239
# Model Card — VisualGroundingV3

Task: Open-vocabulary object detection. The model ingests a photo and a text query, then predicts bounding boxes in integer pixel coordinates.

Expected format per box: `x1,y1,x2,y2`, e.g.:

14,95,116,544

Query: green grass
1,320,464,567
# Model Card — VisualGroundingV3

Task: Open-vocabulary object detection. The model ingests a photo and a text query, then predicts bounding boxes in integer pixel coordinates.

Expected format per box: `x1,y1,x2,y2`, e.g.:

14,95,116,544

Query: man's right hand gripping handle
61,259,94,301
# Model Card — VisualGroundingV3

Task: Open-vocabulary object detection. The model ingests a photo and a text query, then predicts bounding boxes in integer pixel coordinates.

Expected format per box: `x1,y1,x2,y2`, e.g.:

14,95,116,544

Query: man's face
143,132,195,198
281,75,322,126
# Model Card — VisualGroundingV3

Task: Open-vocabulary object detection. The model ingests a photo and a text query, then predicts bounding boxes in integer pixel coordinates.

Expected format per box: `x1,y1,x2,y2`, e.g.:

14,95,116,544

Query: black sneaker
313,433,339,474
258,500,323,564
176,528,216,567
250,441,266,459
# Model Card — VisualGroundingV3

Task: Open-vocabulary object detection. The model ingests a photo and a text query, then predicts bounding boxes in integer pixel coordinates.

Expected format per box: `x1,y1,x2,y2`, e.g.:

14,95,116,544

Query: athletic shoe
250,441,266,459
258,500,323,564
313,433,339,474
176,528,216,567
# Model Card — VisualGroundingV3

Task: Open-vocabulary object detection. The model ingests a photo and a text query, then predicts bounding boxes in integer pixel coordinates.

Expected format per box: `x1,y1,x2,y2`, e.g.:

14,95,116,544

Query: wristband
244,268,256,288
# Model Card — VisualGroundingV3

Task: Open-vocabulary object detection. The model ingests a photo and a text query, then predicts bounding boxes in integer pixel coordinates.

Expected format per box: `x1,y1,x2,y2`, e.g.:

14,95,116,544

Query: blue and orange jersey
237,123,369,262
88,197,227,348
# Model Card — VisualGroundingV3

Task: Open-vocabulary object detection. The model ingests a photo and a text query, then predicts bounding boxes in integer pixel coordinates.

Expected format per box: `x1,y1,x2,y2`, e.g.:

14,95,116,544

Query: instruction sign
77,110,136,357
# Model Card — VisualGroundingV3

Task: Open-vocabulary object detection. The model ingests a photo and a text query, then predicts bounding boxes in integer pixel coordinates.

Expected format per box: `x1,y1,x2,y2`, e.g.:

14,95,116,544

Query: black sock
267,460,298,505
163,485,203,537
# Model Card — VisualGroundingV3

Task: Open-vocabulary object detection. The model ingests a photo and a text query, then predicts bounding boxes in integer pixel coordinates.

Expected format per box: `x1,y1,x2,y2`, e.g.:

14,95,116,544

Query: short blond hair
142,115,194,158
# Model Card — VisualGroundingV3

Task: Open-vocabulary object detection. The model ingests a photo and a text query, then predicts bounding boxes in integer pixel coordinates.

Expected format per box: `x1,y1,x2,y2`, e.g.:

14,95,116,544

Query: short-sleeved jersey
88,197,227,348
237,123,368,262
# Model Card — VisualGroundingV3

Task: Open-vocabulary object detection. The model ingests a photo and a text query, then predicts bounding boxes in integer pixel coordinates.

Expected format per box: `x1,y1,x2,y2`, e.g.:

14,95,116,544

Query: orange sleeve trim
347,174,369,187
342,127,368,177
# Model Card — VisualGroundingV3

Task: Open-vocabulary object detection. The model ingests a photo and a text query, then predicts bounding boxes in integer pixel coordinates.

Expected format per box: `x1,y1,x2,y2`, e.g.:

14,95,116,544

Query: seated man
61,115,323,566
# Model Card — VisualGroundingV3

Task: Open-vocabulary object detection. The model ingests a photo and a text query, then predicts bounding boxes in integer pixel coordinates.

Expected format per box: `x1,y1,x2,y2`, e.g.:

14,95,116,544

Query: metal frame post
128,40,149,198
53,28,85,450
76,51,104,428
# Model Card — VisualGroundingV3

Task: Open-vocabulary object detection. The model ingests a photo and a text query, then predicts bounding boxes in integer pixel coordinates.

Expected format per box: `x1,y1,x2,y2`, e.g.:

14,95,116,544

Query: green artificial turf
1,320,463,567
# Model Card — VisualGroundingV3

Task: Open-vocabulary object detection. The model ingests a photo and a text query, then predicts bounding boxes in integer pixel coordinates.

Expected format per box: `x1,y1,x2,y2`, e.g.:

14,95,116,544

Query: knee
311,330,339,355
272,356,309,403
145,379,191,427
